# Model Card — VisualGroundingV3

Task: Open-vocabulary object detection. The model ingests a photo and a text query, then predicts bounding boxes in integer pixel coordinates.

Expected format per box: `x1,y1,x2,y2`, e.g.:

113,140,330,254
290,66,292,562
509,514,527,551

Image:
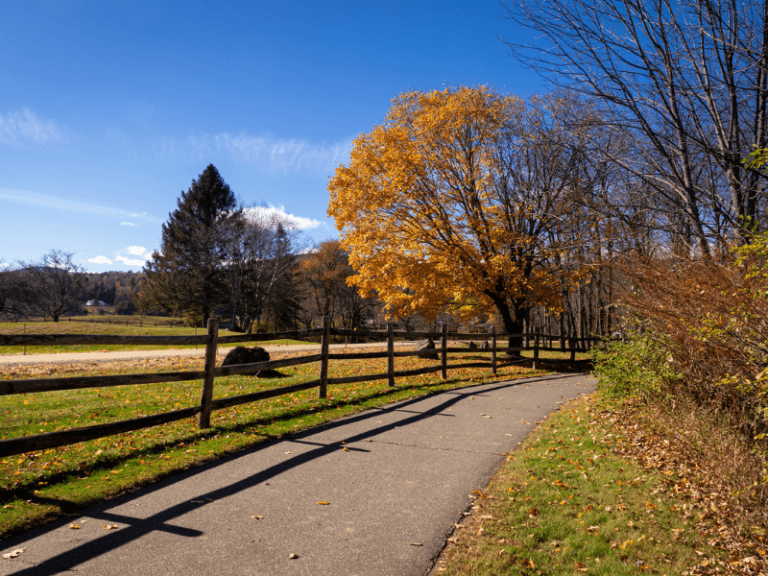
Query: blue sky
0,0,546,272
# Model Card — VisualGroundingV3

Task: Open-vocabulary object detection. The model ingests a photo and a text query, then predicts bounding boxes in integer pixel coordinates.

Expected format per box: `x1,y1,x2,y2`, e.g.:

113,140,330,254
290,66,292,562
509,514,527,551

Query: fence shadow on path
1,374,586,576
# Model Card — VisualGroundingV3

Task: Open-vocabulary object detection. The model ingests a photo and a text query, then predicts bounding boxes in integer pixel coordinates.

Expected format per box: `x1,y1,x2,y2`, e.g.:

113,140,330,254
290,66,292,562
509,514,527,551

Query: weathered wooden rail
0,319,600,457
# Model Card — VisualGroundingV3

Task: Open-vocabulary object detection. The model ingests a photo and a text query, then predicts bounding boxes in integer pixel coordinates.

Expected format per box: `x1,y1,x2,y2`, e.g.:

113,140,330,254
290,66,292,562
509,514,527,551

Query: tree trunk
489,295,524,357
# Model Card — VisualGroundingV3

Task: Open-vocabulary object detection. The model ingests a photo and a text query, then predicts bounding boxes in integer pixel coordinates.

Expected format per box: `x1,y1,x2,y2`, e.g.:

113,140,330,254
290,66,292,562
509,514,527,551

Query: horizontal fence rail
0,319,601,457
0,334,209,346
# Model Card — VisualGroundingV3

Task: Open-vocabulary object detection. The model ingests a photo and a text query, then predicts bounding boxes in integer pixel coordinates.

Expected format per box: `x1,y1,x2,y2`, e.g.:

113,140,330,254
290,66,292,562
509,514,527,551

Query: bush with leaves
593,331,679,399
612,240,768,438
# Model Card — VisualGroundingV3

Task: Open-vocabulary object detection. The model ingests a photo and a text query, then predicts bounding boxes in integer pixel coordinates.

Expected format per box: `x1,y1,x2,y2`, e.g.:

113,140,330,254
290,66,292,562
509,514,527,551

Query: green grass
0,350,546,538
0,318,311,355
433,394,731,576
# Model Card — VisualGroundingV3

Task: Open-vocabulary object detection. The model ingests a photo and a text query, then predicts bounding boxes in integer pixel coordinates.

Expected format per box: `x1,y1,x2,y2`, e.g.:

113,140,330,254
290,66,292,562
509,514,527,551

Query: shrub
593,332,679,398
611,234,768,438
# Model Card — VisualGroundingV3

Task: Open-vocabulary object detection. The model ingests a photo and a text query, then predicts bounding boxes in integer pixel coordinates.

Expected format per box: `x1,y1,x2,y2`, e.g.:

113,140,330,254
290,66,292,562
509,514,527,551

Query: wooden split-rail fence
0,318,600,458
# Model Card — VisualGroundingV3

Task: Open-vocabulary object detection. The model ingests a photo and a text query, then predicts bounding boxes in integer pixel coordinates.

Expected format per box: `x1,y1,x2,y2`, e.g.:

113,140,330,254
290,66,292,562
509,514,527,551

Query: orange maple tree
328,86,588,350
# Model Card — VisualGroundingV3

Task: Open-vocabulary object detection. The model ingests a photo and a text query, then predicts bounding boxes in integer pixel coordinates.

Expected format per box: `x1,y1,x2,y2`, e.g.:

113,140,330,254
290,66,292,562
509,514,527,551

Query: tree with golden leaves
328,86,591,351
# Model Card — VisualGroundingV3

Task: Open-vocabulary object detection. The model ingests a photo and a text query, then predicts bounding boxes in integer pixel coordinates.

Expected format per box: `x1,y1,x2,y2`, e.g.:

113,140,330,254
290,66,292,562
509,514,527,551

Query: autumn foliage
611,237,768,438
328,87,589,346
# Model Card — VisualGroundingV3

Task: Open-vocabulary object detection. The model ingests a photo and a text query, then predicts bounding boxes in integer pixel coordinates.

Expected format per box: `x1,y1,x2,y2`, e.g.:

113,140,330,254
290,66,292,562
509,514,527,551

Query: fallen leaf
68,523,81,530
251,515,263,520
190,500,205,504
2,548,25,559
103,524,118,530
410,542,423,546
317,501,330,505
289,553,299,559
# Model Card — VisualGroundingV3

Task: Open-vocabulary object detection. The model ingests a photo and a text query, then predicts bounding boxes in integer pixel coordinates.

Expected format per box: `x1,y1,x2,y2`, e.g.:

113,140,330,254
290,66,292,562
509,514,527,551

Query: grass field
0,317,310,355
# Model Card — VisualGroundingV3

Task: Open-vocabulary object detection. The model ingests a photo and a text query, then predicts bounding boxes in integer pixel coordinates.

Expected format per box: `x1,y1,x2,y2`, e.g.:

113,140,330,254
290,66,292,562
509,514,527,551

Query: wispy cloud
120,222,137,227
0,188,162,223
244,204,322,230
88,256,113,265
0,108,63,148
154,132,354,175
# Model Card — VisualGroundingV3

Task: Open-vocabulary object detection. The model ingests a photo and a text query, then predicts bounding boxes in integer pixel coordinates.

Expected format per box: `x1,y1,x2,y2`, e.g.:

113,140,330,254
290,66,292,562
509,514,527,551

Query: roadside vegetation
433,391,765,576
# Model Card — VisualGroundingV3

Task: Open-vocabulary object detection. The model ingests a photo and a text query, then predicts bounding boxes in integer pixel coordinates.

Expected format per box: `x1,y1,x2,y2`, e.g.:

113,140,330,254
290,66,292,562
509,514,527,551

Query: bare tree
297,240,379,335
0,261,29,319
19,250,86,322
224,206,302,332
503,0,768,256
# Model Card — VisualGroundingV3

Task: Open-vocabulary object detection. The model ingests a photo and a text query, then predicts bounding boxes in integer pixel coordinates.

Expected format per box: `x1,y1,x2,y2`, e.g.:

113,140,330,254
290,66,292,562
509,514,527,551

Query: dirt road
0,342,417,368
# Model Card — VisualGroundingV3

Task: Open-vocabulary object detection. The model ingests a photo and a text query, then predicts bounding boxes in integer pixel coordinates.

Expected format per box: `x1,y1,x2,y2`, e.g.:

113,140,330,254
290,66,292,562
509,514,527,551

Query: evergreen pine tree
140,164,241,326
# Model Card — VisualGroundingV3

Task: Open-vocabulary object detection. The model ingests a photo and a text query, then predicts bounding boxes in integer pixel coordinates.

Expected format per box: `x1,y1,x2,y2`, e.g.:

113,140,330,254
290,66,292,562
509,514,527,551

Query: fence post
491,326,497,376
533,330,539,370
441,323,448,379
319,316,330,399
197,317,219,429
387,323,395,387
570,337,576,369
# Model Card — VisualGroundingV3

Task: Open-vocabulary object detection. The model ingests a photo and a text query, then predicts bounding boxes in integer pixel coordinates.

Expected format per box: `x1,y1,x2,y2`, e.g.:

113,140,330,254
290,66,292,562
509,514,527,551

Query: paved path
0,373,595,576
0,342,416,367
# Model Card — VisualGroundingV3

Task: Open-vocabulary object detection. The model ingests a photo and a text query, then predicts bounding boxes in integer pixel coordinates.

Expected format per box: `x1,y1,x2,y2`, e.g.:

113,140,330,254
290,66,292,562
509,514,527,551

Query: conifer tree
140,164,240,326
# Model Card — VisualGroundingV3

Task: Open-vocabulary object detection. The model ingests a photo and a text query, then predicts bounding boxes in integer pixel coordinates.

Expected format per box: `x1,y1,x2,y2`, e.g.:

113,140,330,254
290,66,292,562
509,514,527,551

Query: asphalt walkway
0,373,595,576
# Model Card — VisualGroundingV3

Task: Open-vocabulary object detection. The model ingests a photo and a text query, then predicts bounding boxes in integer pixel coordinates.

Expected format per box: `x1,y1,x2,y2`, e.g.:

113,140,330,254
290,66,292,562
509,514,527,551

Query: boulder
416,337,440,360
221,345,270,366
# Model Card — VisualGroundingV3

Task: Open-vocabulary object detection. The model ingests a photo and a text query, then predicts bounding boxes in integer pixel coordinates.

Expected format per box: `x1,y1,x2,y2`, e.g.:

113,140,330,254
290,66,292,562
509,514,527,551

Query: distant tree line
0,251,144,321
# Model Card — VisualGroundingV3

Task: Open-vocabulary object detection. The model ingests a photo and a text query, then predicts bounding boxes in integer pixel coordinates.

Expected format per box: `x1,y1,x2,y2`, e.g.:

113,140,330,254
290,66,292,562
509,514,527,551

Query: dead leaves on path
2,548,25,559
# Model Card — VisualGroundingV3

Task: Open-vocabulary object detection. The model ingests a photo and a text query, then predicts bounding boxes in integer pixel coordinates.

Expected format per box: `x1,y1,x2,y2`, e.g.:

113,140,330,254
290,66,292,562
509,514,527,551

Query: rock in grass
416,338,440,360
221,346,270,366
